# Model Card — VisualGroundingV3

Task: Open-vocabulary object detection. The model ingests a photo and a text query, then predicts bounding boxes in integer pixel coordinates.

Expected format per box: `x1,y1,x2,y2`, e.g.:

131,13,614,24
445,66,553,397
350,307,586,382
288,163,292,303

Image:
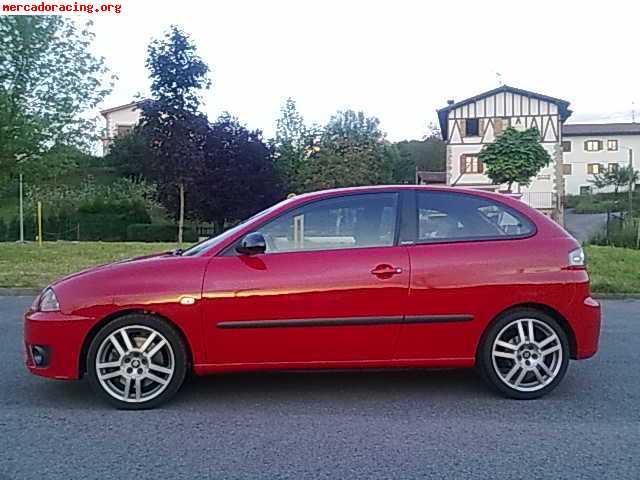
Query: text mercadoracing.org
2,0,122,14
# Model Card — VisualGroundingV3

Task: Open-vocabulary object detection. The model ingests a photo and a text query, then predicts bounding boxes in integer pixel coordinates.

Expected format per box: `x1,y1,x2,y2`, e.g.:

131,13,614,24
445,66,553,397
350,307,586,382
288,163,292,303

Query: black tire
86,314,188,410
477,308,570,399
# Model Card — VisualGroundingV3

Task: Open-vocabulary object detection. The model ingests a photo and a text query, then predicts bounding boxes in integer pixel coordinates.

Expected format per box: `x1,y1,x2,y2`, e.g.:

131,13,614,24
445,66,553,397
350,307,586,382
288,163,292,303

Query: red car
24,186,601,409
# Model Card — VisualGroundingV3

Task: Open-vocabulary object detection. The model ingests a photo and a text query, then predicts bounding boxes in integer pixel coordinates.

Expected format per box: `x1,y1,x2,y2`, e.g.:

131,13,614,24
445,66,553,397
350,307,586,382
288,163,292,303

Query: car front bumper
24,310,94,380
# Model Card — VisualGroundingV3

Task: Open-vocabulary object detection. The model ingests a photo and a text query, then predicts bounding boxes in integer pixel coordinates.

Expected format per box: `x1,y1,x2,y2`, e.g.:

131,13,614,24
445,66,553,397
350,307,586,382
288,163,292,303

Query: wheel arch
476,302,578,362
78,308,194,378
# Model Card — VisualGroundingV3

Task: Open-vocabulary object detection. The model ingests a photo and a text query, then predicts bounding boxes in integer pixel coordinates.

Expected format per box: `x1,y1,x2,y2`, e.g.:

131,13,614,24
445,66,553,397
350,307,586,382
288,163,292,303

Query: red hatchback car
24,186,601,409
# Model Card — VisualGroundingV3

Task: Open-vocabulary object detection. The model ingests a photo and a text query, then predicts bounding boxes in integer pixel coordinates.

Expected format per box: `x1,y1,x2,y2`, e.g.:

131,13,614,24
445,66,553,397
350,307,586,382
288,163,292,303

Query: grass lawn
0,241,638,293
0,241,178,288
585,245,640,294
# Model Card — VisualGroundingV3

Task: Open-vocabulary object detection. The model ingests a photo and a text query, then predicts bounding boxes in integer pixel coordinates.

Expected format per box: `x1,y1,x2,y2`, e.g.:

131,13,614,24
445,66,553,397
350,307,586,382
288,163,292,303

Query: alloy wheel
95,325,175,403
491,318,563,392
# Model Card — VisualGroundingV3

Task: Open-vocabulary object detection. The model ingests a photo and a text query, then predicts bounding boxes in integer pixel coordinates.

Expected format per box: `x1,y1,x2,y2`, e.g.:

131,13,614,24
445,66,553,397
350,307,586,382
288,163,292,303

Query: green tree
104,131,154,181
138,25,211,246
478,127,551,191
612,165,639,194
273,98,313,194
589,169,614,191
301,110,391,191
0,17,112,182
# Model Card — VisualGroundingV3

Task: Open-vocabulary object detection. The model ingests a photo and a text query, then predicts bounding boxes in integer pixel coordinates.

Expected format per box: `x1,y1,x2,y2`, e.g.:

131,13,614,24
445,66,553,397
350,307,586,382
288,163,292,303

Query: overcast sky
91,0,640,141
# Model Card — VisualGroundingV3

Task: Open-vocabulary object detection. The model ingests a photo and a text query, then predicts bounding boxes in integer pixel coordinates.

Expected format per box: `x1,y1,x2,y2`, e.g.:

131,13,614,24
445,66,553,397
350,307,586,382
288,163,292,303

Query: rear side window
416,191,535,243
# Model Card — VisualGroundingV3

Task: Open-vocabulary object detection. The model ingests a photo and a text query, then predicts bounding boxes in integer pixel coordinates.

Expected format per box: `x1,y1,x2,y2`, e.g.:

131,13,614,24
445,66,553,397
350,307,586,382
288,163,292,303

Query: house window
116,124,134,137
607,139,618,151
608,163,619,172
587,163,604,174
584,140,602,152
562,141,572,152
460,154,483,174
465,119,479,137
580,186,592,195
562,164,572,175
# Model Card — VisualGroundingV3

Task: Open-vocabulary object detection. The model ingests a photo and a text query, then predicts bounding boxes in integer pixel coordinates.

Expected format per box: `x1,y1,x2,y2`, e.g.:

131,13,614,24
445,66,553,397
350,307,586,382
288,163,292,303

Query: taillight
568,247,586,269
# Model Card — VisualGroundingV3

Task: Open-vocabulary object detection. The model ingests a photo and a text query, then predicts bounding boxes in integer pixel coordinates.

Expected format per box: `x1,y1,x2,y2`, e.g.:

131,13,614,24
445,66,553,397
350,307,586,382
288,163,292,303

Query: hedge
126,223,199,243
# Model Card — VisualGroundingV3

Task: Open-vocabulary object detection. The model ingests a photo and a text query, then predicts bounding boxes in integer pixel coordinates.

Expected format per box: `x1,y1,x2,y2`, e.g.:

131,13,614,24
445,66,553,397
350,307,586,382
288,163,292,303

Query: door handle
370,264,403,276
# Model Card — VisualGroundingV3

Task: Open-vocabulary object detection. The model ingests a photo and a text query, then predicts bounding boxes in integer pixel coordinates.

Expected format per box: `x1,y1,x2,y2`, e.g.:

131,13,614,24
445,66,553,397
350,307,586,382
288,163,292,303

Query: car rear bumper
24,310,94,380
572,296,601,360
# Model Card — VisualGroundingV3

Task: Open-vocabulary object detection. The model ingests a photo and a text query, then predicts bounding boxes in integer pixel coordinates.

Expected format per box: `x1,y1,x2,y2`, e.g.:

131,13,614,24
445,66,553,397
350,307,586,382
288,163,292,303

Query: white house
561,123,640,195
100,101,144,155
437,85,572,222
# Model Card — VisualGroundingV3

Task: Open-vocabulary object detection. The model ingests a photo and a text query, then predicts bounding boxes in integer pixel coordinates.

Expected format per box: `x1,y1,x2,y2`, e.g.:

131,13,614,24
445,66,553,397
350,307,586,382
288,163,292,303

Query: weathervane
496,72,504,86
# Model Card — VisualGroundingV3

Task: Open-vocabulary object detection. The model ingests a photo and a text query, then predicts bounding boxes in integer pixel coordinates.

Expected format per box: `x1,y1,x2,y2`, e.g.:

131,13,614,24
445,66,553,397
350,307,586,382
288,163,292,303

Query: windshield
180,198,291,256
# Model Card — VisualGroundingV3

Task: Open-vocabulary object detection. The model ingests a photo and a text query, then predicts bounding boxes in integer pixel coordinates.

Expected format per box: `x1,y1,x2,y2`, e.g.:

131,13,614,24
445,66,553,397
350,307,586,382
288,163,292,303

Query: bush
589,217,640,249
126,223,198,243
0,218,5,241
573,197,617,214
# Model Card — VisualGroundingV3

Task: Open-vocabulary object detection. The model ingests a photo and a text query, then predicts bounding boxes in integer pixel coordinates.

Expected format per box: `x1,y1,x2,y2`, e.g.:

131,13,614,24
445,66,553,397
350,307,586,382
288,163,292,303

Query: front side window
562,141,572,152
417,191,534,242
258,193,398,253
607,139,618,151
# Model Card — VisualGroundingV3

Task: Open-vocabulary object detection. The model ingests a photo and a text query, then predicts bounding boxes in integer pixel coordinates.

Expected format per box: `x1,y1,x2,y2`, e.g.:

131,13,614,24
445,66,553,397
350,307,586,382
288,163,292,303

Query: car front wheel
86,314,188,409
478,308,570,399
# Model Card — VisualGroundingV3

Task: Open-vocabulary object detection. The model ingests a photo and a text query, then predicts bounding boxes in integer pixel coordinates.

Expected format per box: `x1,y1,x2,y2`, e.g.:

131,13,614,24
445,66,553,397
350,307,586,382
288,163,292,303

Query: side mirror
236,232,267,256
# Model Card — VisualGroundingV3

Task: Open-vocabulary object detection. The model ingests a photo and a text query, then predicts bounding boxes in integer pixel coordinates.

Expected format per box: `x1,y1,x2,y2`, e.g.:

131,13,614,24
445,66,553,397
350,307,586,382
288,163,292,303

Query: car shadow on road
25,367,496,411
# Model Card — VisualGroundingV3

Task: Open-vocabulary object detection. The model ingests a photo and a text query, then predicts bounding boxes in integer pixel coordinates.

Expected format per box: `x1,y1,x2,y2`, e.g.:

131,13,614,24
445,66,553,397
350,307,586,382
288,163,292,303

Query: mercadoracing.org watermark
2,0,122,14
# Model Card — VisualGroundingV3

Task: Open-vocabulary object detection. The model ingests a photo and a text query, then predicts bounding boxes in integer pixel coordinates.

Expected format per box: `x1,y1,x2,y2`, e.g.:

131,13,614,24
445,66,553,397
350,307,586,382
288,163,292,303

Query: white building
437,85,572,221
561,123,640,195
100,101,144,155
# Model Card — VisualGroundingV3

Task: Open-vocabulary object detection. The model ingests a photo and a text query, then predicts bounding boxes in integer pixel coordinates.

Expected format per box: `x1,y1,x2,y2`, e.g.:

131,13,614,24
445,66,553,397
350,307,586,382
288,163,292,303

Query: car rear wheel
478,308,570,399
86,314,188,409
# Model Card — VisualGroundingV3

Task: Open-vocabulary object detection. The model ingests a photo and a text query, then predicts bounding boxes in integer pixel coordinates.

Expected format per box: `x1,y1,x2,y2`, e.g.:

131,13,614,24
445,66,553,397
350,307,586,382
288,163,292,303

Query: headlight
568,247,586,268
39,288,60,312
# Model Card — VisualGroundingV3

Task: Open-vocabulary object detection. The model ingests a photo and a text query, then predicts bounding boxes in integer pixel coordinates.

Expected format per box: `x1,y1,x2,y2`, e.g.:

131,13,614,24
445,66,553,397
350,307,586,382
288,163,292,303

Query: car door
395,190,538,363
201,191,411,365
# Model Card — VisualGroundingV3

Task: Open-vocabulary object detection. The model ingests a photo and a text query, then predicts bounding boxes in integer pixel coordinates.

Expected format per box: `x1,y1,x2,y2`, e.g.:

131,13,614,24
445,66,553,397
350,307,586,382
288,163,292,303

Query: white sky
91,0,640,141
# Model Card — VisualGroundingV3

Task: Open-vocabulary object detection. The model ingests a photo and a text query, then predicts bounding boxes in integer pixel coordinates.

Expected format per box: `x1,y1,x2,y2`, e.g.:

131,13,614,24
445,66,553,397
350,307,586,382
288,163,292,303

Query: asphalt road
1,297,639,480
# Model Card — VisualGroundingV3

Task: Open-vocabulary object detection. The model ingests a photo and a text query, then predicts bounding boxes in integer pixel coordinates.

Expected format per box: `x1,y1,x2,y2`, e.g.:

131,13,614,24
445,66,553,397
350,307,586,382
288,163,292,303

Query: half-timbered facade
437,86,572,221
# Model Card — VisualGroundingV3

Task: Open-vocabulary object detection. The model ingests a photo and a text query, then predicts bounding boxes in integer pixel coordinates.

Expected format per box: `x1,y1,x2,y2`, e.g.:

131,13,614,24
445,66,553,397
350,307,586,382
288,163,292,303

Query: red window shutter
460,156,466,173
478,158,484,173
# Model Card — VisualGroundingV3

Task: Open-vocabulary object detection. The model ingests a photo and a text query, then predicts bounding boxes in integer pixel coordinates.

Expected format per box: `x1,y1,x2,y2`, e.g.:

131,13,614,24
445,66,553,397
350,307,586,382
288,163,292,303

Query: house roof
437,85,572,140
562,123,640,137
99,100,146,116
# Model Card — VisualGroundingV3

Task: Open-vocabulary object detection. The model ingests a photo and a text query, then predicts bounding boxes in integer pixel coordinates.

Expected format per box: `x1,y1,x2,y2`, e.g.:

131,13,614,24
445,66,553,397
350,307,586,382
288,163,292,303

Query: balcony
518,192,557,210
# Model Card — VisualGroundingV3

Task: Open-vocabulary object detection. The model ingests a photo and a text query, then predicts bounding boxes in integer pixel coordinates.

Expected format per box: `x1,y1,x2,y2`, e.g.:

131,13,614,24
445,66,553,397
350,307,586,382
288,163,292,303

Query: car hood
50,251,172,287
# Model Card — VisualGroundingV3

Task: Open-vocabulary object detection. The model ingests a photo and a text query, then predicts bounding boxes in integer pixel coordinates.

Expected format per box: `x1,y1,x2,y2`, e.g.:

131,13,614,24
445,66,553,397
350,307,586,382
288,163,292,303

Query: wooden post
37,201,43,247
178,182,184,249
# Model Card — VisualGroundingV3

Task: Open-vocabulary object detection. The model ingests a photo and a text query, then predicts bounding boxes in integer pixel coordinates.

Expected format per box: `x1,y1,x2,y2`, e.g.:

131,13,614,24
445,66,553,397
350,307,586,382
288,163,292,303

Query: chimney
447,99,455,106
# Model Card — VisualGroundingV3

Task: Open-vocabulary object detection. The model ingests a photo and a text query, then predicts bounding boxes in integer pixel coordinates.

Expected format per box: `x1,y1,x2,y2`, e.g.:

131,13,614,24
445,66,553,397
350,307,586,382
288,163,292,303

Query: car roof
286,185,523,207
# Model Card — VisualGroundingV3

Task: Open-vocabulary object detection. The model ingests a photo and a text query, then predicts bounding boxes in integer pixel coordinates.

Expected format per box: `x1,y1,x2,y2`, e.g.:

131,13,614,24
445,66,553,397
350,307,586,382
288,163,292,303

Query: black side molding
217,315,473,329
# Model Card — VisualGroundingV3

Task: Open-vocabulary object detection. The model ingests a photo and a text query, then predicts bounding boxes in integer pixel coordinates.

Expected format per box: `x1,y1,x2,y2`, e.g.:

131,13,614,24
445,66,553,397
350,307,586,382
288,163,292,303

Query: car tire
86,314,188,410
478,308,570,399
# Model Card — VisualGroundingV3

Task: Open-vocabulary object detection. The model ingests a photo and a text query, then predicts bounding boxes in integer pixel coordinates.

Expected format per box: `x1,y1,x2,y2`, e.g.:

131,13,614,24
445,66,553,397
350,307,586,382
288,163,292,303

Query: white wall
563,134,640,195
101,104,142,155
